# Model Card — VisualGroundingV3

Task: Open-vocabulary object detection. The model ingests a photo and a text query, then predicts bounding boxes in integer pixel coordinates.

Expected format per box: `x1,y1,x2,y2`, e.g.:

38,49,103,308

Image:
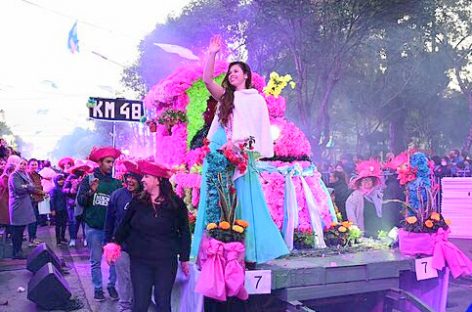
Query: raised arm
203,35,225,101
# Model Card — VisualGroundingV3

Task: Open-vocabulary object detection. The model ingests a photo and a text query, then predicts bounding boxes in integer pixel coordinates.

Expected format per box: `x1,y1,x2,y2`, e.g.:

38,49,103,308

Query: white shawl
207,89,274,158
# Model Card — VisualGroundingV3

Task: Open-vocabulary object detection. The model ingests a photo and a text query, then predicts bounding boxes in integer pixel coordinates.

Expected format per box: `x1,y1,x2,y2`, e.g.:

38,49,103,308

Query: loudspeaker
27,262,71,310
27,243,62,273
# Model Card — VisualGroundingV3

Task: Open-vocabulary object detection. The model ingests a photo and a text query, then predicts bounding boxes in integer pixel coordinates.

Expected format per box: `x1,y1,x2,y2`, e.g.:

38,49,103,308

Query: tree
434,0,472,152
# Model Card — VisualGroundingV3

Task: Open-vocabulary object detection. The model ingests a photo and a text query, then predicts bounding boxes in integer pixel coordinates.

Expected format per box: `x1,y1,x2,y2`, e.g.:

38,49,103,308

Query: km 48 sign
89,97,144,122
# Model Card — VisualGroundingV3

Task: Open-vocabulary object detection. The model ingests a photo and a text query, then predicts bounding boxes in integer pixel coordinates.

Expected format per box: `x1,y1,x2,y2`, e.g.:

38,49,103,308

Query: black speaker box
26,242,62,273
27,262,72,310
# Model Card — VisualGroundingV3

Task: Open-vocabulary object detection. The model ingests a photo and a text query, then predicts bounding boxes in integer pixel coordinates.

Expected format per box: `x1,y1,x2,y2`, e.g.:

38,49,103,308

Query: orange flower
430,212,440,221
206,223,217,231
406,216,417,224
235,219,249,228
338,226,347,233
424,220,434,228
232,225,244,233
445,219,452,226
341,221,352,228
219,221,231,230
331,222,338,228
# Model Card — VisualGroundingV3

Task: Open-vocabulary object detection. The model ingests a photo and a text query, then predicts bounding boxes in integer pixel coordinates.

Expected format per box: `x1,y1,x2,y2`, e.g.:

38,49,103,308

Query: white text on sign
245,270,271,294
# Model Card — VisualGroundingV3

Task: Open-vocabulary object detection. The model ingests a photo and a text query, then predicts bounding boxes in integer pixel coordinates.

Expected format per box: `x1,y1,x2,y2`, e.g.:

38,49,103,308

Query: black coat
114,195,191,265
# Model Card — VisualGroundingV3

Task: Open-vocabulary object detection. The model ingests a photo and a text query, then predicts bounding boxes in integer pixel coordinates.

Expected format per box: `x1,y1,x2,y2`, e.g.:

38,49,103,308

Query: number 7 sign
245,270,272,294
415,257,438,281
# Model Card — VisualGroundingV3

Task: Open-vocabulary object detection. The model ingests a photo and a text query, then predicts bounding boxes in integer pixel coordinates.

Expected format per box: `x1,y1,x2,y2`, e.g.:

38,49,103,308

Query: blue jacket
105,187,133,249
50,176,67,212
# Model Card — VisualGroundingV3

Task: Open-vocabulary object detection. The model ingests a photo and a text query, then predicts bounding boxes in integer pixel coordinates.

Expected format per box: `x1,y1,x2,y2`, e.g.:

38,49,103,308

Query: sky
0,0,191,159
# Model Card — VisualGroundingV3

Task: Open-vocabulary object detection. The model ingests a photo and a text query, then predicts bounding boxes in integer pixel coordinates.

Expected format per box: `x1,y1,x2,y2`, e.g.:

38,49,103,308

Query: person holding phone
77,146,122,301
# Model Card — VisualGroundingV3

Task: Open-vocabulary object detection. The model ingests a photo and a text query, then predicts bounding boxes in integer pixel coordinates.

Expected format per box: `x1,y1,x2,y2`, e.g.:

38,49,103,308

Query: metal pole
112,121,116,176
112,122,116,148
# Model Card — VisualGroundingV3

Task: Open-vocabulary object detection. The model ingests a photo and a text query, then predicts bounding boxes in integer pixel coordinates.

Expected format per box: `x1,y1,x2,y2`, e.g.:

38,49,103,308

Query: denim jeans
116,251,133,311
67,206,76,239
85,224,116,290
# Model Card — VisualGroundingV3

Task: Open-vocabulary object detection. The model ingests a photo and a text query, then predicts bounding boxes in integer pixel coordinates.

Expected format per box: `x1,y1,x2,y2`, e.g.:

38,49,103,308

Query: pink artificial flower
264,95,286,119
251,72,267,93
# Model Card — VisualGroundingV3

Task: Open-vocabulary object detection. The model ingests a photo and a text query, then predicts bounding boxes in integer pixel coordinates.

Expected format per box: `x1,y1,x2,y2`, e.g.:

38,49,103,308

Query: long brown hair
138,177,180,211
219,62,252,126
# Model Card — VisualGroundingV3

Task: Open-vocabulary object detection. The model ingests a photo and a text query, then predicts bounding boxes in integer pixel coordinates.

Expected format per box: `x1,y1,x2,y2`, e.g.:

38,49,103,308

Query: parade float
143,62,337,252
142,63,472,311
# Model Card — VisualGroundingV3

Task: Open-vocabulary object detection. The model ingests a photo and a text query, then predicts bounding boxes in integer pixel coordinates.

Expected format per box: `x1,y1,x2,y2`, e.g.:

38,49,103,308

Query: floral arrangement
263,72,296,97
157,109,187,133
293,229,314,250
403,212,450,233
206,218,248,243
221,141,249,173
323,221,362,247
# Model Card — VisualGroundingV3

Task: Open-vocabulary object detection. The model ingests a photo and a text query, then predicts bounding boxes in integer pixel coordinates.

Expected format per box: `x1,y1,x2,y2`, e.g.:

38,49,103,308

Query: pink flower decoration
272,119,312,157
251,73,266,93
264,95,286,119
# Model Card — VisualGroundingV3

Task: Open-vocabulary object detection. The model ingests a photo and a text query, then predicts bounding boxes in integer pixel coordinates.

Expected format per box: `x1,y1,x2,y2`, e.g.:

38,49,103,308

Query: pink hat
122,160,142,176
68,160,92,175
350,160,382,189
384,151,409,170
137,160,172,178
89,146,121,163
58,157,75,169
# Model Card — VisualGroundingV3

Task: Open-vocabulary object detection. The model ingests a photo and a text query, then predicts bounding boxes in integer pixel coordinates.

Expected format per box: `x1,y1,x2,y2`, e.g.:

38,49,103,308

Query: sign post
88,97,144,123
88,97,145,147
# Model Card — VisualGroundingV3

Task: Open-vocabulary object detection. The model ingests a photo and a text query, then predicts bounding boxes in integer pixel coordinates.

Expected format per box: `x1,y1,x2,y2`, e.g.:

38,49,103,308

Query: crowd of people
0,36,468,312
0,144,191,312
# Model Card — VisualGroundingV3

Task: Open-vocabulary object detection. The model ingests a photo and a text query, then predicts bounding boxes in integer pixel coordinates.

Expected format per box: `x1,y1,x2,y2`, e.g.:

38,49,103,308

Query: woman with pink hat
63,160,91,247
346,160,385,238
111,160,191,312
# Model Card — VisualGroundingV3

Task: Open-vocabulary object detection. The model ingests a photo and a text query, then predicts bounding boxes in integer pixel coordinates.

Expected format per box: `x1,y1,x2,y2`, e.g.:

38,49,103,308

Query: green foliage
186,75,224,147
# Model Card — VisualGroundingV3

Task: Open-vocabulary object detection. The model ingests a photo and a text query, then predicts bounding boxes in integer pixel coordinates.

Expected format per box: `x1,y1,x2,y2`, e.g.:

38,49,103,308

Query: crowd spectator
63,161,91,247
27,158,46,246
77,147,122,301
105,161,143,312
113,160,190,312
50,175,68,245
327,171,351,220
8,158,39,259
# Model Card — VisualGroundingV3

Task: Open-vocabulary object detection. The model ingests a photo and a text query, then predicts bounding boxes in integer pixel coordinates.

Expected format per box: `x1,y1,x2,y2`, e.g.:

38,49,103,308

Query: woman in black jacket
113,160,190,312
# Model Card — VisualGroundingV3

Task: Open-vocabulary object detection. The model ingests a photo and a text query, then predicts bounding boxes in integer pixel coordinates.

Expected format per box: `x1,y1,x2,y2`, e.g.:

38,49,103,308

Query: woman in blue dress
191,35,289,264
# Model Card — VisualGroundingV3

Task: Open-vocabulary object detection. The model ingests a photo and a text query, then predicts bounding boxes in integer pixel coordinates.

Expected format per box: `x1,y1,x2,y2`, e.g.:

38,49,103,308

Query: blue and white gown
191,122,289,263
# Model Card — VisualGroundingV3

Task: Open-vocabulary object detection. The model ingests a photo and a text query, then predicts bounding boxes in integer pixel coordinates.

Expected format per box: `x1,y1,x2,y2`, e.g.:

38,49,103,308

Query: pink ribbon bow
103,243,121,264
195,238,227,301
432,228,472,279
224,242,248,300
